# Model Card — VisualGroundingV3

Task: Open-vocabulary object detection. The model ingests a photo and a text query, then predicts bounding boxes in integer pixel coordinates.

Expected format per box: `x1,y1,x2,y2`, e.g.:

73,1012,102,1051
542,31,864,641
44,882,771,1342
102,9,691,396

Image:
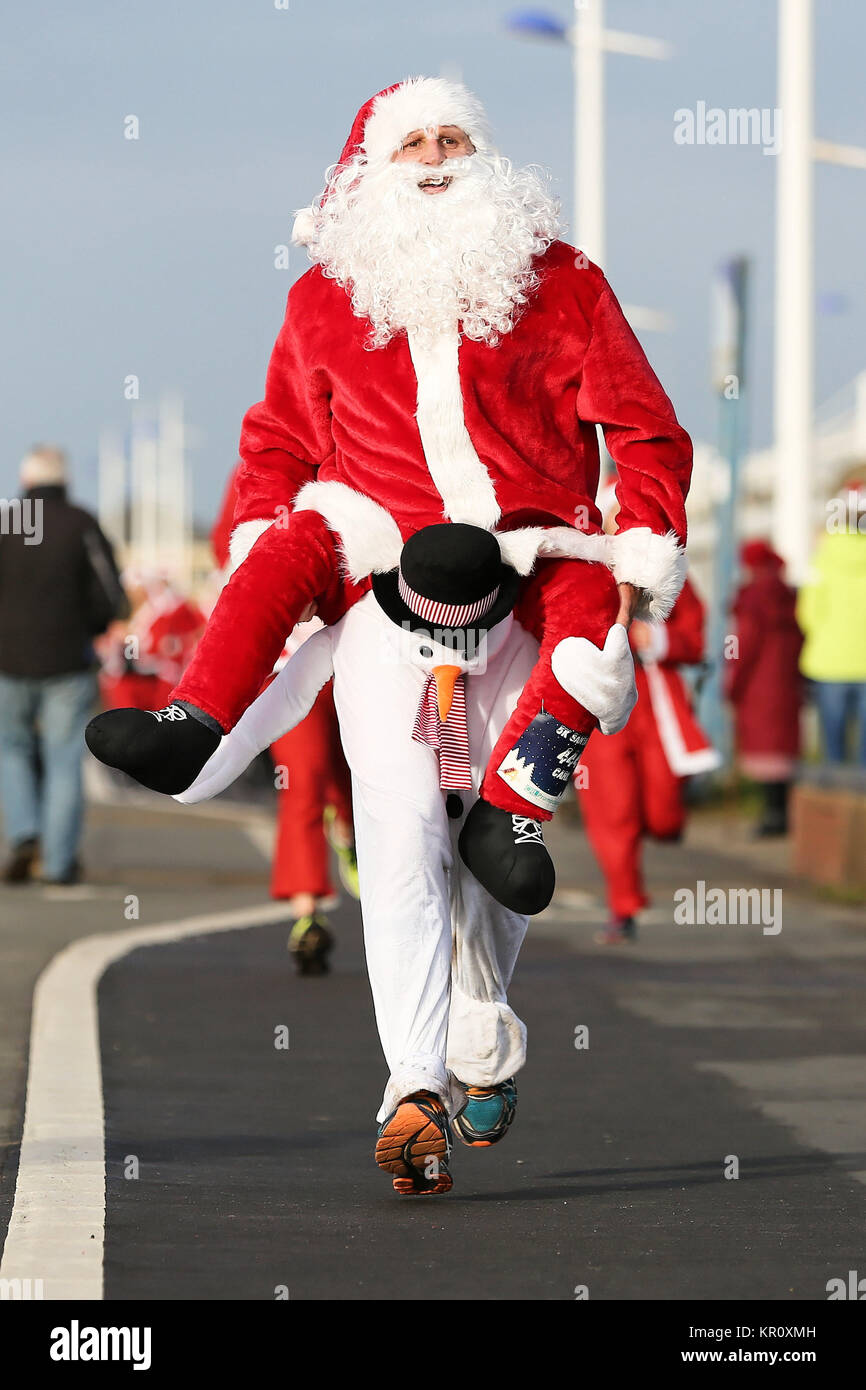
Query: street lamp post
773,0,866,582
507,2,671,275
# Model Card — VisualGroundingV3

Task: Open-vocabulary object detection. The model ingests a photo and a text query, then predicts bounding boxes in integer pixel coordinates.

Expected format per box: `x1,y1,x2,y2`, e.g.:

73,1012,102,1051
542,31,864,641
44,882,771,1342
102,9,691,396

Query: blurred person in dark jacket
726,539,803,835
0,446,128,883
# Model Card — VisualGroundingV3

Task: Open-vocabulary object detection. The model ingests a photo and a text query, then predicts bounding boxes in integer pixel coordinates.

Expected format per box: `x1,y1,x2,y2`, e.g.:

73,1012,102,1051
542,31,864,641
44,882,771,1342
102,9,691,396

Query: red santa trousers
268,680,354,901
172,511,619,820
576,685,685,920
172,510,362,731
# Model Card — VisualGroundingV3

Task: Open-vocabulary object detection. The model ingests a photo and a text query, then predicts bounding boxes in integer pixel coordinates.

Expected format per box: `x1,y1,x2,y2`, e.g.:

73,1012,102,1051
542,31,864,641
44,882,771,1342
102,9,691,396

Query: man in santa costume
86,75,692,918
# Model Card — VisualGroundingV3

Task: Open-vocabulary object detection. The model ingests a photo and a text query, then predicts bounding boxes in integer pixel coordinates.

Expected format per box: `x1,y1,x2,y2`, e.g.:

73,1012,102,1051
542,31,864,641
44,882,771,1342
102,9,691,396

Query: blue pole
701,257,749,767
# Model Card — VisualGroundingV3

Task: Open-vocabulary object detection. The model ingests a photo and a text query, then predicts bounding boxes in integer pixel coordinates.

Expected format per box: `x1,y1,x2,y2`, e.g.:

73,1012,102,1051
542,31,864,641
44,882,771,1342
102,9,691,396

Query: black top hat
371,523,521,639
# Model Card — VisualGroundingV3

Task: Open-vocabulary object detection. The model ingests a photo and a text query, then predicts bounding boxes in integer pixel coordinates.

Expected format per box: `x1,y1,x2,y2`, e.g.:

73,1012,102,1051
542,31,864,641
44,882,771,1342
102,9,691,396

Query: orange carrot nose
432,665,461,721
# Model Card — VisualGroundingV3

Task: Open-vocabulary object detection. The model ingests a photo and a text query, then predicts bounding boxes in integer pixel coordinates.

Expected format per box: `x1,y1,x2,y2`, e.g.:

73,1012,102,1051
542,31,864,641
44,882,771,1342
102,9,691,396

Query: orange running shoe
375,1091,453,1196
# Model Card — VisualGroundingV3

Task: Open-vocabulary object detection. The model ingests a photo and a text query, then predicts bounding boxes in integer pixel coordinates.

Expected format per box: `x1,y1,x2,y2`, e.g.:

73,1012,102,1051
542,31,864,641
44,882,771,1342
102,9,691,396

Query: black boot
85,703,221,795
3,836,40,884
756,781,789,837
458,798,556,915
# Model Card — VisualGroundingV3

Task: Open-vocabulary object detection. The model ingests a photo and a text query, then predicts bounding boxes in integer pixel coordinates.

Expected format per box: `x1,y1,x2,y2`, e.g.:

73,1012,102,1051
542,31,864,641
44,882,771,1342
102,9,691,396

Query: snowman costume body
181,591,538,1121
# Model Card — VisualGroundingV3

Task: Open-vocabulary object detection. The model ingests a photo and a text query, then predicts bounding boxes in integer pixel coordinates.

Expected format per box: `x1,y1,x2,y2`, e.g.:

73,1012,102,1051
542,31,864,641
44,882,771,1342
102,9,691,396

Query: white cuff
608,527,686,621
228,518,273,575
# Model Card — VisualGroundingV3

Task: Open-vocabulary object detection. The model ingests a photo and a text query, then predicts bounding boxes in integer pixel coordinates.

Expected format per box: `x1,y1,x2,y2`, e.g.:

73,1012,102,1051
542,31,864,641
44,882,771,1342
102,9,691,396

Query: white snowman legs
445,857,529,1096
349,773,460,1120
331,595,540,1121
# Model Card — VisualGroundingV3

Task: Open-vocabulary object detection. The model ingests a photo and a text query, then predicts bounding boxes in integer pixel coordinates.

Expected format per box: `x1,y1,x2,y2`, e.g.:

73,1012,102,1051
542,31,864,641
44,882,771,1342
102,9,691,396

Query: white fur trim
643,663,722,777
228,518,273,574
291,206,316,247
292,479,404,582
608,527,686,622
495,525,609,576
408,329,501,530
363,77,493,164
291,485,613,586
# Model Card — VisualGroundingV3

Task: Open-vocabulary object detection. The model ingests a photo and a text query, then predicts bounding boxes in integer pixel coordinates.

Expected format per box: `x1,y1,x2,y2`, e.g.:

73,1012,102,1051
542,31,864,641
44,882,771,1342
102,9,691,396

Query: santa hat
740,538,784,572
292,77,494,247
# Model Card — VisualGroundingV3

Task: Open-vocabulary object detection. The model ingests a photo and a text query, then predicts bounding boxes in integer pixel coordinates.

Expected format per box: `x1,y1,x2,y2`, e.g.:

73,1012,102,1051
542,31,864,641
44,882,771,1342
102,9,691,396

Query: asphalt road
2,782,865,1301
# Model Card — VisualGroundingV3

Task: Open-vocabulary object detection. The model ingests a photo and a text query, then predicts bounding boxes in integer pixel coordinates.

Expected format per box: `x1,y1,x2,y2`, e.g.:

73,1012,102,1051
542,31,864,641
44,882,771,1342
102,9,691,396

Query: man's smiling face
390,124,476,193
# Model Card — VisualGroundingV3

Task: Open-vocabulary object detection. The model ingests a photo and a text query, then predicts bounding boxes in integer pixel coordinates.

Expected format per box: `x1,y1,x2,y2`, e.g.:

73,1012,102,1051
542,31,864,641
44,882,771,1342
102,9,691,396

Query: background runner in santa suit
97,570,205,713
575,490,719,941
86,77,693,911
213,465,359,972
577,576,719,942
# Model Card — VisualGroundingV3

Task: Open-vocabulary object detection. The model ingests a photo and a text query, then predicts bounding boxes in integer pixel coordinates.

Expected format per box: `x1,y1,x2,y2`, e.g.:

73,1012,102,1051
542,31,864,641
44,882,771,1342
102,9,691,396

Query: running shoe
323,806,360,899
3,836,40,884
593,916,637,946
288,913,334,976
453,1077,517,1147
375,1091,453,1195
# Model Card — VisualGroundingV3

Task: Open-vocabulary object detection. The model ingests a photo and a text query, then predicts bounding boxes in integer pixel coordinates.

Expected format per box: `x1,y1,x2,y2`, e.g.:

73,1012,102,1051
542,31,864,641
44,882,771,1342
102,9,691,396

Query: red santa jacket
726,570,803,758
229,240,693,621
633,576,720,776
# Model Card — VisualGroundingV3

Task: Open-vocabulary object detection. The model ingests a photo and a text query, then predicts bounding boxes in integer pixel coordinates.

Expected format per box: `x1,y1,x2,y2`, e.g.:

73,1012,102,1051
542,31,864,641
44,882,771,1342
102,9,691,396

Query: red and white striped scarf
412,672,473,790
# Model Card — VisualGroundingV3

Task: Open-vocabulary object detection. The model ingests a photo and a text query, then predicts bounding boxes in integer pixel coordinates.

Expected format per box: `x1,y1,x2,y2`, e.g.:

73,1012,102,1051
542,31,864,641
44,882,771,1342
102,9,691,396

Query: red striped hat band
397,571,499,628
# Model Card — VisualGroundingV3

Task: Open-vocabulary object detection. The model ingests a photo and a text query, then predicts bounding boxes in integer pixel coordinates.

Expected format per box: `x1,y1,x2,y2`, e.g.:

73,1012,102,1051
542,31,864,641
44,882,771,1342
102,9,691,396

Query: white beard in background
304,151,561,347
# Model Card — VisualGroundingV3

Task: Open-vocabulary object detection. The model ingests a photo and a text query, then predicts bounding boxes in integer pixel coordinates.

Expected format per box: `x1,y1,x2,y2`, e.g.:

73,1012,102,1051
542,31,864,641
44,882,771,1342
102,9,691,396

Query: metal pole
773,0,814,583
157,393,187,587
702,257,749,765
97,429,126,549
575,0,605,264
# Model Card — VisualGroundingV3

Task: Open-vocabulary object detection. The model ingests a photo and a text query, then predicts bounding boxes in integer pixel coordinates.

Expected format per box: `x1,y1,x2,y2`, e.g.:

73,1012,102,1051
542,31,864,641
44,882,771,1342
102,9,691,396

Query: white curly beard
303,151,561,348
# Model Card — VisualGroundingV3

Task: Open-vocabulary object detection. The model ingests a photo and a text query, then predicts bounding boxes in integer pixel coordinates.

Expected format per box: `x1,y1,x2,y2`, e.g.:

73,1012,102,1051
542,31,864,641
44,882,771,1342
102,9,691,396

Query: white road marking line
0,900,292,1301
242,818,276,862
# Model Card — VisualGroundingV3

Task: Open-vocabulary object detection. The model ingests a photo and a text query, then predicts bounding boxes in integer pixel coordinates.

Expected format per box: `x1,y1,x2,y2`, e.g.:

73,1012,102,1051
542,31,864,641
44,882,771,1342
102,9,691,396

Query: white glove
550,623,638,736
174,626,335,804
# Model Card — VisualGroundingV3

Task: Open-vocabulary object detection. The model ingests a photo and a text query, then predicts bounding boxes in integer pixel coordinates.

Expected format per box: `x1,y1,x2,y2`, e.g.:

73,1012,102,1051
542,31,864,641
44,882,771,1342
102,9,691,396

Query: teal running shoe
453,1077,517,1147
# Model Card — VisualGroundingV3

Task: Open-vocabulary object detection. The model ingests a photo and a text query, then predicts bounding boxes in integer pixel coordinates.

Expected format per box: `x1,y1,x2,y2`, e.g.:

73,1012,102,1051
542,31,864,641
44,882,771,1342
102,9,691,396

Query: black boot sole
458,799,556,915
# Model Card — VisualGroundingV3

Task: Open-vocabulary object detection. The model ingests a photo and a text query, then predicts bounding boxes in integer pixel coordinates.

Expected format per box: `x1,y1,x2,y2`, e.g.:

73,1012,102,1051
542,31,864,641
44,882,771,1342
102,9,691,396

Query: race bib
496,708,589,814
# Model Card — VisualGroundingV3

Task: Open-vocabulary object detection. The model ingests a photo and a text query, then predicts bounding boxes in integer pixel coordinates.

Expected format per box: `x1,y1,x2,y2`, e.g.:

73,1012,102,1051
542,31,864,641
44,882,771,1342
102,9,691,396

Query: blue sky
2,0,864,522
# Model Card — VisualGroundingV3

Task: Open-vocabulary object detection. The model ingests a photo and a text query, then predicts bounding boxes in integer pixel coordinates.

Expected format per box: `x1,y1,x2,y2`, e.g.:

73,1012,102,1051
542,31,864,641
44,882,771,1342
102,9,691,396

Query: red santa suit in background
726,539,803,835
99,573,205,712
212,466,355,911
576,575,719,933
